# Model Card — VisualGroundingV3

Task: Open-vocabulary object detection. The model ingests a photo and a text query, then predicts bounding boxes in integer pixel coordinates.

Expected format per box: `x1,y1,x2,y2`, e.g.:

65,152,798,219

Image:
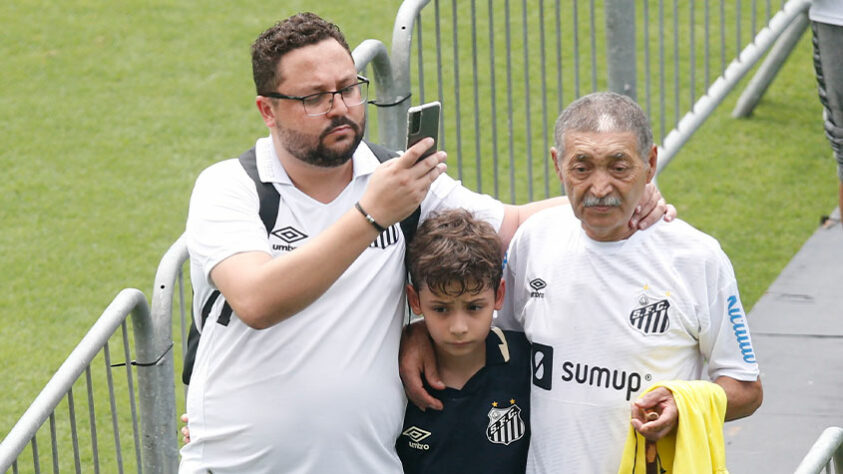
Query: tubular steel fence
794,427,843,474
0,0,821,472
0,289,178,474
357,0,811,202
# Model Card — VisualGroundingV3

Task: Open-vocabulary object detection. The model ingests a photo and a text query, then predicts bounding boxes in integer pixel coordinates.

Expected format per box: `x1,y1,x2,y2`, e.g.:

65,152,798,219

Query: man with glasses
180,13,671,473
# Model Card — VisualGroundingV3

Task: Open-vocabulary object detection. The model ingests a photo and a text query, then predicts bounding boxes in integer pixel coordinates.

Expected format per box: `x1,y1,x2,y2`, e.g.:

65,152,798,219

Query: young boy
396,209,532,473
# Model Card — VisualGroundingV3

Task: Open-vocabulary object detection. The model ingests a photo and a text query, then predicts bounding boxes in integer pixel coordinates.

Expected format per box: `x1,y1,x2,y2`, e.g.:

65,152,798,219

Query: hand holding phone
406,101,441,161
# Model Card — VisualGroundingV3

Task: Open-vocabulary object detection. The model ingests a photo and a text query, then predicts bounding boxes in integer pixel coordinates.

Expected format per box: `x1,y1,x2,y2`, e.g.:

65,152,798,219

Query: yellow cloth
617,380,728,474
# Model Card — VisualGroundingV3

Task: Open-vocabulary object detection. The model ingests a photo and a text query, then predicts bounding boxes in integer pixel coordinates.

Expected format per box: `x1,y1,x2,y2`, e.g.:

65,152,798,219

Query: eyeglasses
262,75,370,116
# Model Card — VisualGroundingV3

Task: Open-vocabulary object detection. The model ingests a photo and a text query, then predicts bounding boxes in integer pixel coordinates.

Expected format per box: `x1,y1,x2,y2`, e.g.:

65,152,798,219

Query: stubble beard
277,115,366,168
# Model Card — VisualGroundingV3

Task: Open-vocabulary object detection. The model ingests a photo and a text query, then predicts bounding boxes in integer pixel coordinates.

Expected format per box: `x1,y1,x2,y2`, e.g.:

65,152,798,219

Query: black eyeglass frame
261,75,370,116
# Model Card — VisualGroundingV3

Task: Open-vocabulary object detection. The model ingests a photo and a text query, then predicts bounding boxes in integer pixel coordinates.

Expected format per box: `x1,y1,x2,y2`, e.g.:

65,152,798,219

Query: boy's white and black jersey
397,329,532,474
180,136,503,474
496,205,760,474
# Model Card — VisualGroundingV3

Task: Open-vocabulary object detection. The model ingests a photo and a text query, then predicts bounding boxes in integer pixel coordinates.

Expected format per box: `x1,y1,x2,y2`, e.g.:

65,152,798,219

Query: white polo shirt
497,206,759,473
180,137,503,473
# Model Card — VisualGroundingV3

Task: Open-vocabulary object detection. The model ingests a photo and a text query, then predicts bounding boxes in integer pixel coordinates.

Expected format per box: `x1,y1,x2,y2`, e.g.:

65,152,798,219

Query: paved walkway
726,206,843,473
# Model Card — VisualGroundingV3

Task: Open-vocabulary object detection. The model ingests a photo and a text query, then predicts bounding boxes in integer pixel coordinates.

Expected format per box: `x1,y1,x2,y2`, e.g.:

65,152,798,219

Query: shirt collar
418,328,511,398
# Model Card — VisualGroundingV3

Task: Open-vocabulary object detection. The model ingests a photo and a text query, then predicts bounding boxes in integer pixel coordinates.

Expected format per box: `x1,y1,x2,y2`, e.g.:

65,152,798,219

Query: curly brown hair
407,209,503,297
251,12,351,95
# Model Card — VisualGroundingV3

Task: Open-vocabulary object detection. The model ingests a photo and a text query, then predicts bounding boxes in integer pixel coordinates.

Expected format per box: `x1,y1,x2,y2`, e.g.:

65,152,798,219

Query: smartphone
406,101,441,160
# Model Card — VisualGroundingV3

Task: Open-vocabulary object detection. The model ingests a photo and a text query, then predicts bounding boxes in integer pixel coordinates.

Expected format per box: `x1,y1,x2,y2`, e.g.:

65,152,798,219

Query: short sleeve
699,250,761,382
185,159,272,282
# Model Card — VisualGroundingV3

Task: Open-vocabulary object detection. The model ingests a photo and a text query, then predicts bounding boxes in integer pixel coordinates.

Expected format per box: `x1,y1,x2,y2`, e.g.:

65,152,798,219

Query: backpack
181,141,420,384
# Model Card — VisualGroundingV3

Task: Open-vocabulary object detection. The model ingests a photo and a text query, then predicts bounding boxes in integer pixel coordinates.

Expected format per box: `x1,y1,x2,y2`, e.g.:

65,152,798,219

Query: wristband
355,202,386,233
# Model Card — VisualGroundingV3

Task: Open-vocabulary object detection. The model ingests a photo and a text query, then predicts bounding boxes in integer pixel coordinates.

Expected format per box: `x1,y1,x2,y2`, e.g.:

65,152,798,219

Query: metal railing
795,427,843,474
149,235,192,407
355,0,811,202
0,289,177,474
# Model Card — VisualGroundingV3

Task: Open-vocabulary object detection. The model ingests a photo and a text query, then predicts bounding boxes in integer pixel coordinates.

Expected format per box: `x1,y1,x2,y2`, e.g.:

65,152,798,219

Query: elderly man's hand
629,387,678,441
399,321,445,411
630,182,676,230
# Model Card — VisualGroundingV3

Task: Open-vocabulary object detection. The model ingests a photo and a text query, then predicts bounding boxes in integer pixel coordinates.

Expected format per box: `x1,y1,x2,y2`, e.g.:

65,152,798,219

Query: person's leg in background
811,21,843,226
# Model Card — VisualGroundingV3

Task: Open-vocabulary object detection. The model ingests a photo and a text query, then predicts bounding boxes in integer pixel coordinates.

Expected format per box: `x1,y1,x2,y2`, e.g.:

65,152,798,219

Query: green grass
658,54,836,307
0,0,837,469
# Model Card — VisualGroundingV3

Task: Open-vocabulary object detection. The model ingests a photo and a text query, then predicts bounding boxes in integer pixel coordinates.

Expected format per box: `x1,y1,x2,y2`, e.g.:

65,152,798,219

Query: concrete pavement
726,207,843,473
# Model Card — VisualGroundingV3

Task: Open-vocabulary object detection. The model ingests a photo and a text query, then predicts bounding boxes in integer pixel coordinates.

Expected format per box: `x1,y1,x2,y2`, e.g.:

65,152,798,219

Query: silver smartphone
406,101,441,160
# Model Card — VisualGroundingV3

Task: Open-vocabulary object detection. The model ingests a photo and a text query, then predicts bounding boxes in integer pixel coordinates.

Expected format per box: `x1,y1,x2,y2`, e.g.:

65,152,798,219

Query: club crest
629,293,671,335
486,402,526,445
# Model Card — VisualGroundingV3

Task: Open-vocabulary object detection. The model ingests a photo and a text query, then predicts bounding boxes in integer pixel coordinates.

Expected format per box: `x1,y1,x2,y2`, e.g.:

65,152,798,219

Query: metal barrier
355,0,811,202
0,289,177,474
150,235,191,408
795,427,843,474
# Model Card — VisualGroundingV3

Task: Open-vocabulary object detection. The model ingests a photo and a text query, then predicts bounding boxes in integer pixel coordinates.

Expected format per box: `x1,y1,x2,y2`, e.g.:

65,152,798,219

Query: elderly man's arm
716,375,763,421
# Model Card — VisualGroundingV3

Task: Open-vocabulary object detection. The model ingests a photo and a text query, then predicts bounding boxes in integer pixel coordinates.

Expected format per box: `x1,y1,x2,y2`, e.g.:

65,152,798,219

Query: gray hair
553,92,653,160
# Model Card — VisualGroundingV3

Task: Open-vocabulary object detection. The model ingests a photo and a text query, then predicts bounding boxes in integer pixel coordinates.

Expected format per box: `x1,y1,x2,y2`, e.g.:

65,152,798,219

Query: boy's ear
406,284,423,315
494,280,506,310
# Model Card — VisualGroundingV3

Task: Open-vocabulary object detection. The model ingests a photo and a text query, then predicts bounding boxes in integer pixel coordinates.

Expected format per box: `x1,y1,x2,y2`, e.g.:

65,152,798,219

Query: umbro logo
402,426,431,451
529,278,546,290
271,226,308,243
402,426,431,442
529,278,546,298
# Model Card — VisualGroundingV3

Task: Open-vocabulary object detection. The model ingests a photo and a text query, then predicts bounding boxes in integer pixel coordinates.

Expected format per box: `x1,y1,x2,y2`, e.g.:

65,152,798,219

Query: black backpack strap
182,290,222,384
364,140,422,246
181,322,200,385
398,208,421,249
238,147,279,236
365,139,400,162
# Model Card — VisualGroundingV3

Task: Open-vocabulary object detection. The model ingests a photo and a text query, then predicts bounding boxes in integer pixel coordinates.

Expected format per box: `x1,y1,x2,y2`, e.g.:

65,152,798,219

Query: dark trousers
811,21,843,182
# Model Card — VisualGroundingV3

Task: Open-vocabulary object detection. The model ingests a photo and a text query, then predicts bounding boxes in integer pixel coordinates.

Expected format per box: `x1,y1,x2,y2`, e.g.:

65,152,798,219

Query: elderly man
401,92,762,472
497,92,763,472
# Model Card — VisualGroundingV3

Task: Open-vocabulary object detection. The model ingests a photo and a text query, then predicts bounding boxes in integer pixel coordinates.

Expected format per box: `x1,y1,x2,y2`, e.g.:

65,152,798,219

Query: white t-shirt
497,206,759,474
179,137,503,474
810,0,843,26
